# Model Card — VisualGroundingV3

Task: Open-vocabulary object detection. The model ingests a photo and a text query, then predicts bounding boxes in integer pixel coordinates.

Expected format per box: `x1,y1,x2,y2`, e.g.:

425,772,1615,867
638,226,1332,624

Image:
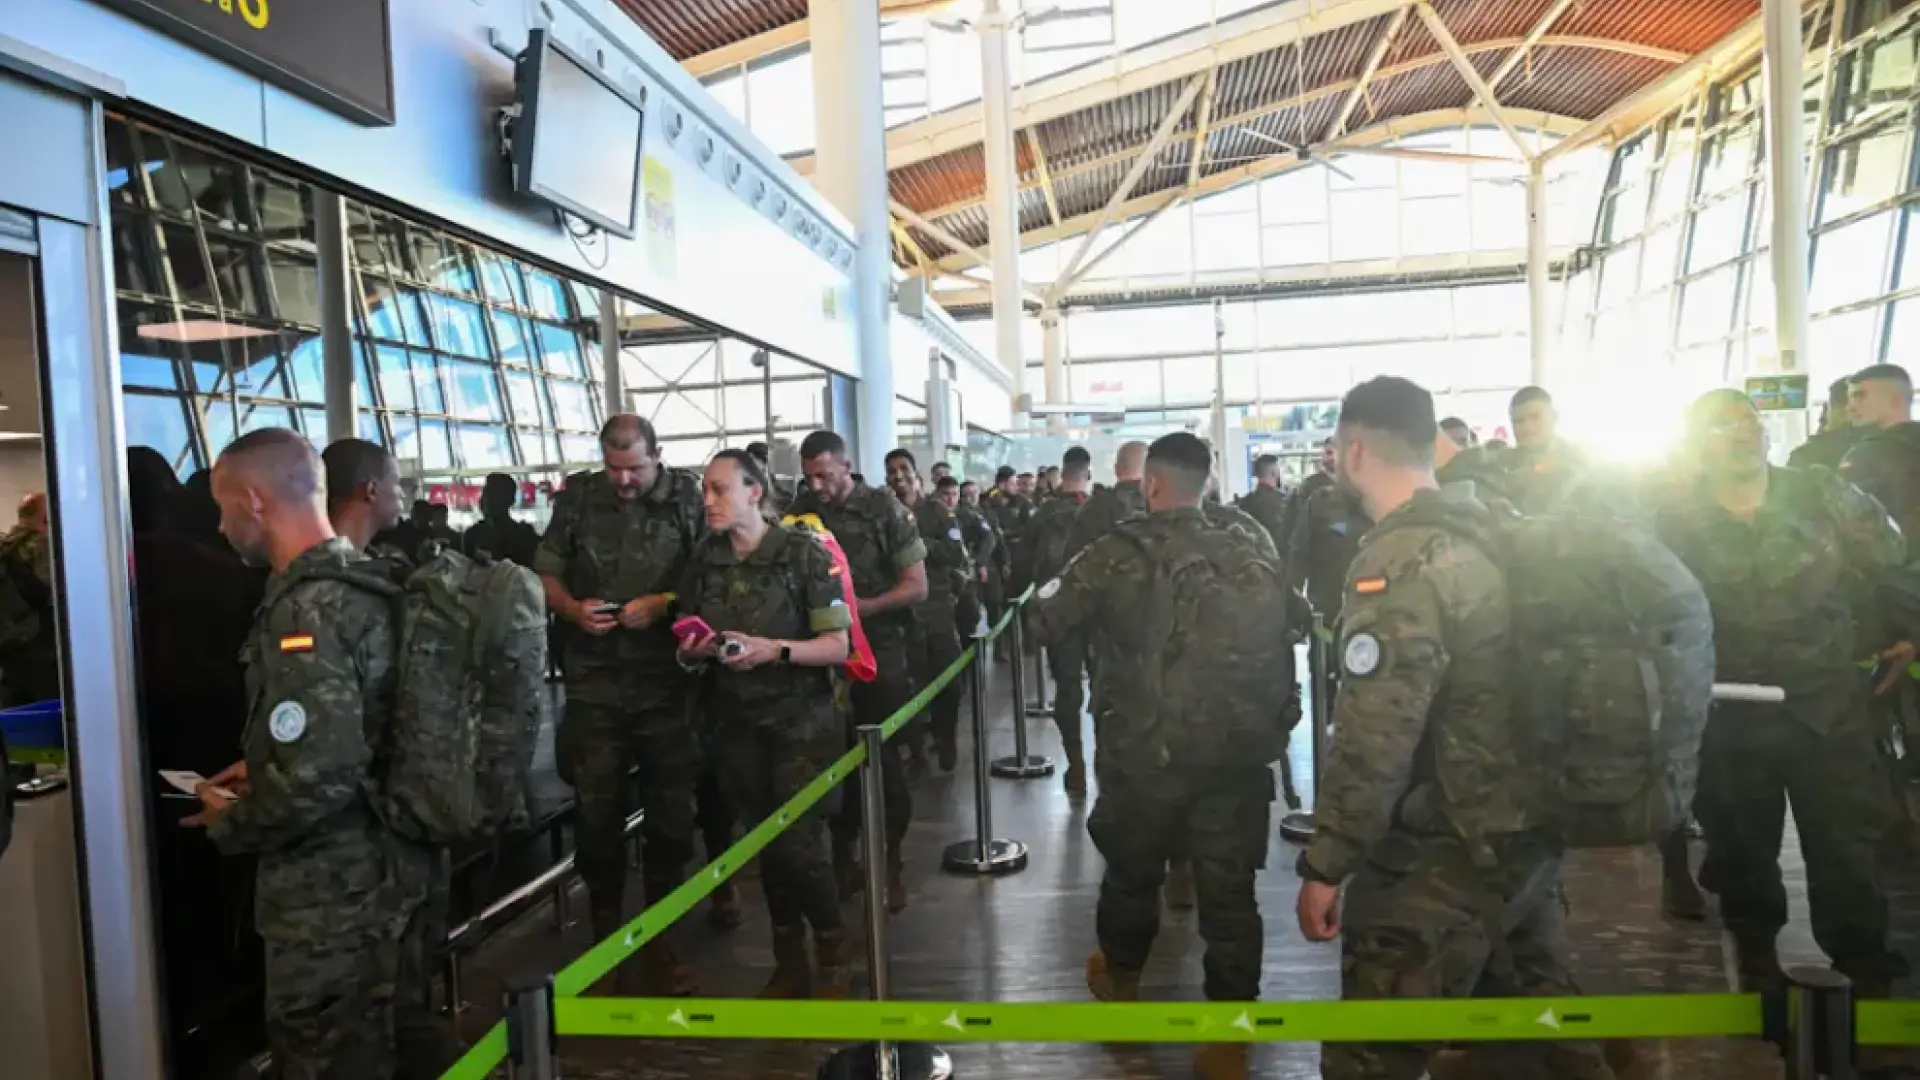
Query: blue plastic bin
1,700,63,764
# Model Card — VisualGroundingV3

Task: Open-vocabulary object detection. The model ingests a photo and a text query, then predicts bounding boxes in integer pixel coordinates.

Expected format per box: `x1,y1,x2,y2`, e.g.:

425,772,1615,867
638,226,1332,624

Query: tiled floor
451,652,1920,1078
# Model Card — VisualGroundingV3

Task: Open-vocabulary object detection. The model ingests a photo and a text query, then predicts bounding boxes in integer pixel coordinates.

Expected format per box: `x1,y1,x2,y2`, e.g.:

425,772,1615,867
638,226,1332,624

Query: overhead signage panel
99,0,395,125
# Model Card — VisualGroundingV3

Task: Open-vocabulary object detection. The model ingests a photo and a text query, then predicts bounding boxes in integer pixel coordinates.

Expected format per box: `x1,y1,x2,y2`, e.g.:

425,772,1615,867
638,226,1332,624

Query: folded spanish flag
782,512,878,683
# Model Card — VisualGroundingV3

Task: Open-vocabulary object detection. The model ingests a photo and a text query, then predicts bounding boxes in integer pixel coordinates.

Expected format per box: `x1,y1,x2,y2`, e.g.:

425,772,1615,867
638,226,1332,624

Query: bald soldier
187,429,450,1080
0,490,56,705
1298,379,1611,1080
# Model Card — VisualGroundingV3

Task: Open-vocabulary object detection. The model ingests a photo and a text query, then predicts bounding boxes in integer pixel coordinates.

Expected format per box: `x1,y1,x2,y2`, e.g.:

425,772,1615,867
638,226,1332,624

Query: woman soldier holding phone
675,449,854,997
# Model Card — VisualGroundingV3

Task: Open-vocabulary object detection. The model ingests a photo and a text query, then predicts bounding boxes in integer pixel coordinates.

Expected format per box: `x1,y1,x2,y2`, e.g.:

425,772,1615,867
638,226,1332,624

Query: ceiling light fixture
135,320,279,344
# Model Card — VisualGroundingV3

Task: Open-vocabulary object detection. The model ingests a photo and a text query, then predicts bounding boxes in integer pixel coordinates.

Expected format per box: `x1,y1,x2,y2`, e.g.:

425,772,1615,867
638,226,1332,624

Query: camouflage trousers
1045,632,1088,756
832,629,914,870
908,594,964,751
1695,705,1902,986
263,888,455,1080
559,670,699,939
1324,837,1612,1080
1086,766,1273,1000
713,707,844,937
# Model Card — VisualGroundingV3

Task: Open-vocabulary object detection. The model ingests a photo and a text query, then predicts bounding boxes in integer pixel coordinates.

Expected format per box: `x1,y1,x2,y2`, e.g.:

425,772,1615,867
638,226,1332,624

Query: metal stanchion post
992,612,1053,779
1780,967,1855,1080
1023,613,1051,719
820,727,954,1080
1279,614,1330,844
443,955,464,1017
503,975,557,1080
944,636,1030,874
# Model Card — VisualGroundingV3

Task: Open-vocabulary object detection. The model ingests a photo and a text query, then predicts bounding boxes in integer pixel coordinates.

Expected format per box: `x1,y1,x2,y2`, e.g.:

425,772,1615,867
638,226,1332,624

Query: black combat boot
1659,830,1705,921
1734,936,1785,992
759,929,813,999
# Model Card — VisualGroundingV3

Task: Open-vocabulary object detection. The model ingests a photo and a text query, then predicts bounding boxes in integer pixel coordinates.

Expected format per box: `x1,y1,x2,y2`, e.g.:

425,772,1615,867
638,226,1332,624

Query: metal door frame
0,44,166,1080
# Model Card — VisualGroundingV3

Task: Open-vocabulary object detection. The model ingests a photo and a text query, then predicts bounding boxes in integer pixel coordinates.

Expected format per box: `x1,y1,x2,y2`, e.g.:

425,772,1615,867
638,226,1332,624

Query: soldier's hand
181,781,235,829
207,760,250,798
1878,641,1917,694
719,634,780,671
1296,880,1342,942
573,598,618,635
621,593,671,630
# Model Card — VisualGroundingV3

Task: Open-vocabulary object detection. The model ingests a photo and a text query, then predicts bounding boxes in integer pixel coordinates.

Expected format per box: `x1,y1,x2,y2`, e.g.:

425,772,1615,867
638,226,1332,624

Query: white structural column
812,0,897,473
315,193,357,442
980,0,1027,409
599,290,625,413
1760,0,1812,375
1040,301,1064,433
1525,157,1551,386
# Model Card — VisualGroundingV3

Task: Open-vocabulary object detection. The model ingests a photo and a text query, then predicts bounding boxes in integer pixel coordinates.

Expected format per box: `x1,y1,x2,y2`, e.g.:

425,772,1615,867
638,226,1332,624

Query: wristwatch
779,643,793,664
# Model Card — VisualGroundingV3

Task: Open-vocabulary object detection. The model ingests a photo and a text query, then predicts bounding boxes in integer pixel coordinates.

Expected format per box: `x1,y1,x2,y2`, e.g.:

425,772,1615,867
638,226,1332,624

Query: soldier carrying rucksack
1300,378,1643,1080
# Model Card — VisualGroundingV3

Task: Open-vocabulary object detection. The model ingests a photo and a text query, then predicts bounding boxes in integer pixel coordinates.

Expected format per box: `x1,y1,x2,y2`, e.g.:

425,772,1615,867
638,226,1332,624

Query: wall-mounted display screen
513,29,645,239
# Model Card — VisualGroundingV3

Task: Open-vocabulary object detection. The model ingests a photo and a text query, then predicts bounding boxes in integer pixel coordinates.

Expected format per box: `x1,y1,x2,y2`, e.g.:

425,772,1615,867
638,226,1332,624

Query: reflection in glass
1810,211,1894,310
444,359,506,422
124,393,197,474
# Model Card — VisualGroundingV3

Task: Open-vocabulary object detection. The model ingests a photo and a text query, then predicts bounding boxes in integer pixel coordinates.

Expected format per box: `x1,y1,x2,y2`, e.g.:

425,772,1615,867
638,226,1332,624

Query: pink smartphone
671,615,716,645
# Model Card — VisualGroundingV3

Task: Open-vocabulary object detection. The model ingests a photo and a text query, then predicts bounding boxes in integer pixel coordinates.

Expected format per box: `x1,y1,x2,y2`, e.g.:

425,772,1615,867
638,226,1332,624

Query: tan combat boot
758,929,813,999
1062,741,1087,797
813,929,853,999
1085,949,1140,1002
639,941,699,997
1193,1043,1248,1080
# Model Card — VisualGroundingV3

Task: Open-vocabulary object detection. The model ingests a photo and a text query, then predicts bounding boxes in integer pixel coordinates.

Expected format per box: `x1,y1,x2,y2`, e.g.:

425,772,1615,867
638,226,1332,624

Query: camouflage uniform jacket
1283,482,1371,625
1652,465,1908,734
1436,446,1513,501
1234,485,1289,554
786,481,927,634
1030,508,1252,780
956,502,996,569
0,526,53,655
1789,425,1865,472
909,496,972,601
1302,488,1528,885
1276,470,1334,557
678,524,853,728
1205,500,1282,565
1069,479,1146,561
985,487,1034,560
1016,489,1089,593
534,466,705,662
209,538,422,940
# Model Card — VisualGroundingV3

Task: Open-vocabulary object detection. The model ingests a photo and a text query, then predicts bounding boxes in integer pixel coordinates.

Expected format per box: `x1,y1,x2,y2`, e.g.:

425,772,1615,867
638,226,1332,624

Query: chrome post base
989,755,1054,779
1278,811,1317,844
940,838,1029,875
817,1042,955,1080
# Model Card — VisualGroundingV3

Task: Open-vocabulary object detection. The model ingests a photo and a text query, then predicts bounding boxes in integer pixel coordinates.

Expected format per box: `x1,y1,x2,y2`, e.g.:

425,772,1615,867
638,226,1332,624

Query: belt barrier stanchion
1279,614,1331,844
823,726,954,1080
503,975,557,1080
991,603,1053,779
943,632,1030,874
1024,632,1051,720
1780,968,1855,1080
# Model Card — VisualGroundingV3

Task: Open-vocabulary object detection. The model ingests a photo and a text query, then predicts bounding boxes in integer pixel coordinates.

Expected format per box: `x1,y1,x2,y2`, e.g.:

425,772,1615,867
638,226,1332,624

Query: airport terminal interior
8,0,1920,1077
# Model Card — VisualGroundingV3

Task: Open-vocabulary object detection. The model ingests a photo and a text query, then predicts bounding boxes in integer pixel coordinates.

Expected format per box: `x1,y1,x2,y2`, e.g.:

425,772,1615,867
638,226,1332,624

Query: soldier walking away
790,431,928,913
677,450,854,998
1234,454,1288,553
1017,447,1095,795
886,449,970,774
1031,433,1290,1080
189,429,453,1080
1653,389,1913,1014
534,414,707,994
1299,378,1613,1080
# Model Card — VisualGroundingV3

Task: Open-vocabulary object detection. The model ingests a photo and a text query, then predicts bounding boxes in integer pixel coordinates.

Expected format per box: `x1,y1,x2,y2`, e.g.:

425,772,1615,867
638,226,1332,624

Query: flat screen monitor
513,29,644,238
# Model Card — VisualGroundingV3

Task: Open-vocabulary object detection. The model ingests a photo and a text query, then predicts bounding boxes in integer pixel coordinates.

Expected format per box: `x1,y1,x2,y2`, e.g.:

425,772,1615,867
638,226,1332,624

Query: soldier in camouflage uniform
1652,389,1911,996
189,429,446,1080
1017,447,1095,794
887,450,971,773
0,492,58,706
535,415,706,993
1274,439,1335,554
1234,454,1288,553
790,430,927,912
677,450,853,998
1296,379,1612,1080
1031,433,1278,1080
950,473,996,636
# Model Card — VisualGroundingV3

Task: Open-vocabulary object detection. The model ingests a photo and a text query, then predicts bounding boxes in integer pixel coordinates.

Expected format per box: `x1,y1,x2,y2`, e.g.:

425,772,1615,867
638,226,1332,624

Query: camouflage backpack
331,548,549,845
1119,520,1293,770
1418,500,1715,848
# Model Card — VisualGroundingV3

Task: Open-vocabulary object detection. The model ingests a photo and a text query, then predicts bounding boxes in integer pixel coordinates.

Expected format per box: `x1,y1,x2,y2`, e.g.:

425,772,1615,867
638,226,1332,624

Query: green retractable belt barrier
553,993,1765,1045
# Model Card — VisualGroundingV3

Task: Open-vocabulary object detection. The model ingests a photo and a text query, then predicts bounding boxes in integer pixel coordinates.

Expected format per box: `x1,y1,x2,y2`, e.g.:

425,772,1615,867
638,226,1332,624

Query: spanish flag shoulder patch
1353,576,1389,596
279,633,316,653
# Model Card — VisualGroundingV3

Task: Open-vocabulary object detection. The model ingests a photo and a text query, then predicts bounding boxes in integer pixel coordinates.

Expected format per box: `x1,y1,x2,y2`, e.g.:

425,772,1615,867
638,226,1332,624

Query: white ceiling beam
1329,2,1411,141
908,36,1668,222
1487,0,1580,92
1415,1,1533,159
1057,74,1210,287
1185,69,1220,190
1542,13,1765,163
1026,130,1064,229
892,199,1048,302
1053,191,1186,298
788,0,1409,175
930,107,1585,274
682,0,959,77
